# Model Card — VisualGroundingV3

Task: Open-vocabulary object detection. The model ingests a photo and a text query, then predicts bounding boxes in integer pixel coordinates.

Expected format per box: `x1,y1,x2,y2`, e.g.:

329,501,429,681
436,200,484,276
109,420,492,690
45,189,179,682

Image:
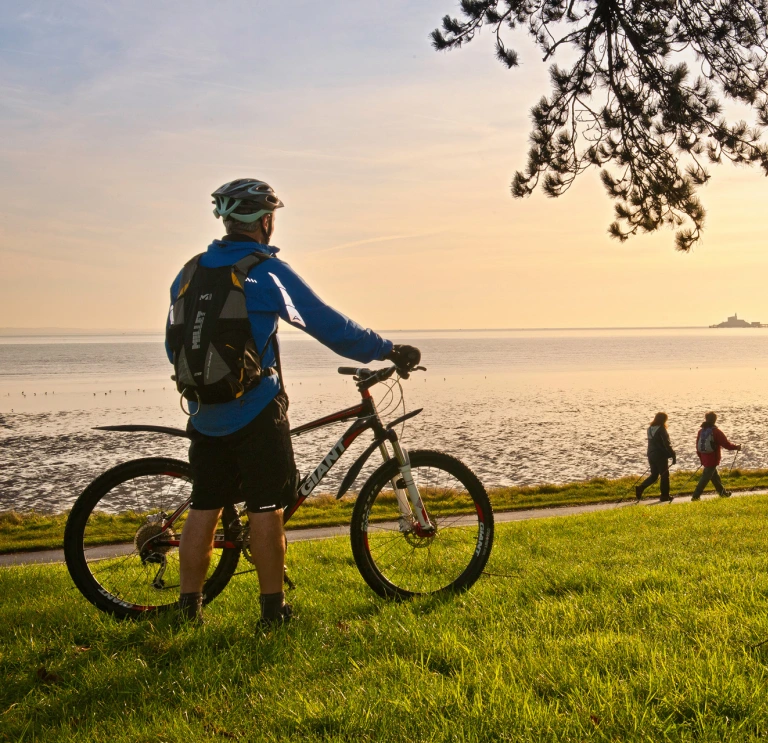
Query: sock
260,591,285,621
178,592,204,621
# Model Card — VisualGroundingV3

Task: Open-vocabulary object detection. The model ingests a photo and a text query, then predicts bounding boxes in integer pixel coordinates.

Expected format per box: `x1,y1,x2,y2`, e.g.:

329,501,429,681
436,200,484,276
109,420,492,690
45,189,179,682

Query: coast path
3,488,767,568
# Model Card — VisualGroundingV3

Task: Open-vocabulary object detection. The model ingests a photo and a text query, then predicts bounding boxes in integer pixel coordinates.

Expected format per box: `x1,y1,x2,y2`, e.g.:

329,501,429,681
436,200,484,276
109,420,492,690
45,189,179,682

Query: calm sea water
2,328,768,512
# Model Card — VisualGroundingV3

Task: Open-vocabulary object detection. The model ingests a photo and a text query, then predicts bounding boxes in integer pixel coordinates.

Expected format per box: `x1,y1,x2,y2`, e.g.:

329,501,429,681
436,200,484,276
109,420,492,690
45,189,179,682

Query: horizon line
0,325,716,336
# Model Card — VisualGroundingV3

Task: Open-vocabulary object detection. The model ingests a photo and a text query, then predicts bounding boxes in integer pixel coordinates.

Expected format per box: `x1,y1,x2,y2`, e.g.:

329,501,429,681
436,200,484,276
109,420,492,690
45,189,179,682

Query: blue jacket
166,236,393,435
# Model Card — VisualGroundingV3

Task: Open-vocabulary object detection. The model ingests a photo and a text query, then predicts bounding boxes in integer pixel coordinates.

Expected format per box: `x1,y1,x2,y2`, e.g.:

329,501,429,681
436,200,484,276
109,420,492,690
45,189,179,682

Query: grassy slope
3,497,768,741
3,467,768,554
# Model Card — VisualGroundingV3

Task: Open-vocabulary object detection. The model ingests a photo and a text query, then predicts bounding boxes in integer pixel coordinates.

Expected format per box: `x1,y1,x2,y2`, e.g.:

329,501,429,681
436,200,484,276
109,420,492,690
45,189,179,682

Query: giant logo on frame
299,440,346,497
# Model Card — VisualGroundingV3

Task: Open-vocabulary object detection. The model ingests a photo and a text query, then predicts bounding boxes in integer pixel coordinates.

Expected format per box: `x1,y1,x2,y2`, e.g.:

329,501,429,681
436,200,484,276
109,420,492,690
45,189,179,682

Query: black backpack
166,252,273,405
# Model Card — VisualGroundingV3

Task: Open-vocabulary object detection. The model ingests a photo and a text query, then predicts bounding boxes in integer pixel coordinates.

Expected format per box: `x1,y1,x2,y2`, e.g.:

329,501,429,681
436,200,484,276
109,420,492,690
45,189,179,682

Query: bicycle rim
64,458,240,618
351,450,493,598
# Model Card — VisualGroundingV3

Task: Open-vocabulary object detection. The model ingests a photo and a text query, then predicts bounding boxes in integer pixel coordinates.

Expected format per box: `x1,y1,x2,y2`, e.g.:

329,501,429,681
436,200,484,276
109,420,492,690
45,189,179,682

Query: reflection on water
2,328,768,512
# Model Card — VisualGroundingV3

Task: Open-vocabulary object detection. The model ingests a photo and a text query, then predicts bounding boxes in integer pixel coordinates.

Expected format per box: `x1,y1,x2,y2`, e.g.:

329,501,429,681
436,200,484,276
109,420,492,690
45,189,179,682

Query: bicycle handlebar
338,365,397,383
337,364,426,386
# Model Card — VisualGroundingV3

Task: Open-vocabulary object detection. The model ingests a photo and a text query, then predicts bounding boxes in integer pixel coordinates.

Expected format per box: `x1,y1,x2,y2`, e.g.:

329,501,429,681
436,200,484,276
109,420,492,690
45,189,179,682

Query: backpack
166,251,273,406
697,427,717,454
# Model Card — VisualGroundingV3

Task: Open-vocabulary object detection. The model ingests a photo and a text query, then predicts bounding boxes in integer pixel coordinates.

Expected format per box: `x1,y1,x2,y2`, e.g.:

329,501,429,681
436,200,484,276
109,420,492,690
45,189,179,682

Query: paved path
3,489,767,567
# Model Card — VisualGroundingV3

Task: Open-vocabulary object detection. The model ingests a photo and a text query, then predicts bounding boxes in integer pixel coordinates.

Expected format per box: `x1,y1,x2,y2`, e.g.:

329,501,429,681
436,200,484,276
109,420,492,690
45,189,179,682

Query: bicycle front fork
379,438,434,533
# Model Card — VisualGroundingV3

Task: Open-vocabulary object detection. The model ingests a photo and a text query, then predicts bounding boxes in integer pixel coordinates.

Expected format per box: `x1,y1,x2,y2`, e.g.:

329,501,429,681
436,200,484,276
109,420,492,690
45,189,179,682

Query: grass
3,467,768,555
0,511,71,554
4,496,768,741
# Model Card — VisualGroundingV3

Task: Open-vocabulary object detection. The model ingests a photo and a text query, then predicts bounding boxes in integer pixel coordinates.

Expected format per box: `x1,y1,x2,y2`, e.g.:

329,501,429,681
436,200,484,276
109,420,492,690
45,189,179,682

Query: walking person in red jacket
692,411,741,500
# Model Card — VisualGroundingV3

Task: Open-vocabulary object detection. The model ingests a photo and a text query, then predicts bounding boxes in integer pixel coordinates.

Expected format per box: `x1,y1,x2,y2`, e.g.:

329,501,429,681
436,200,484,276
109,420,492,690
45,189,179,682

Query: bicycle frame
97,372,432,546
285,385,430,531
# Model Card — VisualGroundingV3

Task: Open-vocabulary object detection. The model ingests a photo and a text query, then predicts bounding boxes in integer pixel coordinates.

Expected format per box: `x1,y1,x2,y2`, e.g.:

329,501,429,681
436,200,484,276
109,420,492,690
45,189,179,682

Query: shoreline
4,467,767,556
5,487,766,567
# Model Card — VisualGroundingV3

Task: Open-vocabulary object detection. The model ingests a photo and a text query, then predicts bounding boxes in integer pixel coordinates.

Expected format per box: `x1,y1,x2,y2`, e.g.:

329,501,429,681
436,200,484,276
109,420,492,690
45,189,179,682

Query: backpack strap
233,251,284,391
264,326,285,392
176,254,203,299
231,251,271,289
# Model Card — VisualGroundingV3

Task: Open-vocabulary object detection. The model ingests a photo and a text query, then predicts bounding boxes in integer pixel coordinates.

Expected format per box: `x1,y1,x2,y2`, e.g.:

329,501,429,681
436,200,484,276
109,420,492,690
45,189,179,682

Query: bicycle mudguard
94,424,190,438
386,408,423,430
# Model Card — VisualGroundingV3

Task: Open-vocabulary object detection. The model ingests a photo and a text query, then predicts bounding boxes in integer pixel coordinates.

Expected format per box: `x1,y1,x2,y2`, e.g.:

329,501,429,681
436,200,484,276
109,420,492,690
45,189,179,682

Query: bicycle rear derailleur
134,515,174,590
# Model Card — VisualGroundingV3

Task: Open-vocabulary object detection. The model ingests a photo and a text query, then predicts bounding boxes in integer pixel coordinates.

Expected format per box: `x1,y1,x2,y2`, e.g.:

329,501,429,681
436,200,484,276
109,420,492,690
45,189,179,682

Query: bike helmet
212,178,284,224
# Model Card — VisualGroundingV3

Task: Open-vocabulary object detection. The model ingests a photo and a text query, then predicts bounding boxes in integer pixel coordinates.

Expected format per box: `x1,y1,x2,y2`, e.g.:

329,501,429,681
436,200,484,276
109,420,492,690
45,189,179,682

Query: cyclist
691,411,741,501
165,178,420,628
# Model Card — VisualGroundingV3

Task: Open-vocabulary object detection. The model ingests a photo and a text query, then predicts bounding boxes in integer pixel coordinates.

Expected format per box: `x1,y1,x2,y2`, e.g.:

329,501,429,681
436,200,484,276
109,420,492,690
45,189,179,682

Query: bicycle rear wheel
64,457,241,619
350,449,493,599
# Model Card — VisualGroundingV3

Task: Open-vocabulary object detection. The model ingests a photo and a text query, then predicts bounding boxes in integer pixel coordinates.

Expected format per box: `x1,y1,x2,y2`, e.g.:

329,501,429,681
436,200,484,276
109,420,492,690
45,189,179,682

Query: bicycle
63,363,495,619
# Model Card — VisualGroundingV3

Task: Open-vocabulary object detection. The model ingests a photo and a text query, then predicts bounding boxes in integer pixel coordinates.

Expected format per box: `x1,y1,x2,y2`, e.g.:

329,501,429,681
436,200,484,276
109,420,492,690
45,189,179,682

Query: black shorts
187,392,297,513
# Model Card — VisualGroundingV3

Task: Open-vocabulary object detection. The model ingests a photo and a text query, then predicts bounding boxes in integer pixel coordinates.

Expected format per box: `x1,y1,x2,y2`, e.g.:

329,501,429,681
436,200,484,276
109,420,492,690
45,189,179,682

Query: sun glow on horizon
1,0,767,333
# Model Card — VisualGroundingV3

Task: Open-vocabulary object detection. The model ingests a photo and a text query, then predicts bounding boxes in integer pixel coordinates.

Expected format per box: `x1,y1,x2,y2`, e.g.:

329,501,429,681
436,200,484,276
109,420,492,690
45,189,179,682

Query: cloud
307,230,445,255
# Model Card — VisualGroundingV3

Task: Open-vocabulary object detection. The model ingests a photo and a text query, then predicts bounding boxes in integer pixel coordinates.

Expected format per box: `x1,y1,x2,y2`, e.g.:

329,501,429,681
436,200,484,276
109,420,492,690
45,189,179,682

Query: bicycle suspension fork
378,434,434,533
363,389,433,532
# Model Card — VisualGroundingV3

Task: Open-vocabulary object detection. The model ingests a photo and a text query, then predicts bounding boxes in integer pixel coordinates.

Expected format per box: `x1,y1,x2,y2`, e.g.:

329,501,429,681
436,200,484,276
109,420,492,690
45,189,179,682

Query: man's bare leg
179,508,222,594
247,509,286,594
248,509,292,626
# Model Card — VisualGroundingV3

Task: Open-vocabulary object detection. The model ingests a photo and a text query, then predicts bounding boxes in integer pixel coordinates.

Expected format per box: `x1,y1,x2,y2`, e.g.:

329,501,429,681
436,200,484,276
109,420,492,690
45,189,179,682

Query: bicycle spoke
356,453,492,595
80,470,228,610
368,534,412,559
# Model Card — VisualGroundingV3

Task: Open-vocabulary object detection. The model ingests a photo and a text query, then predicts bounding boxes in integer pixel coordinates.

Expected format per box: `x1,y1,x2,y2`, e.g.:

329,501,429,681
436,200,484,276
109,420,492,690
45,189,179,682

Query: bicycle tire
350,449,493,599
64,457,241,620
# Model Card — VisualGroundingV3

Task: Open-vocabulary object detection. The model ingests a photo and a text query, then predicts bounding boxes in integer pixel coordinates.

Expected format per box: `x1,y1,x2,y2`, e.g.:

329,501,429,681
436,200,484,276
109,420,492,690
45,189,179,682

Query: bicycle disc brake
403,530,436,548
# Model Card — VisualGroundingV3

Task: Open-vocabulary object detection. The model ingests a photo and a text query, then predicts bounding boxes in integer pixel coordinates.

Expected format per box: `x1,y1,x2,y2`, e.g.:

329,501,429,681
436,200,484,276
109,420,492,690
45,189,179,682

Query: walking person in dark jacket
636,412,676,502
691,411,741,500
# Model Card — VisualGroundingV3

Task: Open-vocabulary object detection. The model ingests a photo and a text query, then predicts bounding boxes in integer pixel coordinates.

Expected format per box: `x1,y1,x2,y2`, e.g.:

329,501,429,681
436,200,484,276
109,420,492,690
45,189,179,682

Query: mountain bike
63,364,495,619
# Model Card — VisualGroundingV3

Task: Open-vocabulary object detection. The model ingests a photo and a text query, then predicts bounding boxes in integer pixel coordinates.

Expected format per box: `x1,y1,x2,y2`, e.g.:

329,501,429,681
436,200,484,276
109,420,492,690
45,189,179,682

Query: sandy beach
4,329,768,513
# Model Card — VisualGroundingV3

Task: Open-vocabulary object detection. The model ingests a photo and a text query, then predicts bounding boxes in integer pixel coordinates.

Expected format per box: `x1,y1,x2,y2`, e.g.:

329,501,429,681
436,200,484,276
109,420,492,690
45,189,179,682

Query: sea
2,328,768,513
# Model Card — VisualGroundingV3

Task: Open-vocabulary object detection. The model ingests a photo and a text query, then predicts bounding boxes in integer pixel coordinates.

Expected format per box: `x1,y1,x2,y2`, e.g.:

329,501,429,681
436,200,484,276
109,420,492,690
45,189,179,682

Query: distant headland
710,313,767,328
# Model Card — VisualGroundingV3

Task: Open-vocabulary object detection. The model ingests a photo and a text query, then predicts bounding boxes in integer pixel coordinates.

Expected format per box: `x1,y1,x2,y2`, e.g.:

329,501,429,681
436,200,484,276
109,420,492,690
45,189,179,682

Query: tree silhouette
433,0,768,250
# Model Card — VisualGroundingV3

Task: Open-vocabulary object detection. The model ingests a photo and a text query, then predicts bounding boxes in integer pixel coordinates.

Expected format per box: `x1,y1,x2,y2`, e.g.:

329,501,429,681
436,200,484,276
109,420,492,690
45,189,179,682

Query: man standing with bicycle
166,178,420,628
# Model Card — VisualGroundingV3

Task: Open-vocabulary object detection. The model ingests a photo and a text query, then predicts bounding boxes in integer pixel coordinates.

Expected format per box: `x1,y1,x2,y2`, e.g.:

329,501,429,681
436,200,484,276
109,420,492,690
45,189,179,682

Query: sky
1,0,767,331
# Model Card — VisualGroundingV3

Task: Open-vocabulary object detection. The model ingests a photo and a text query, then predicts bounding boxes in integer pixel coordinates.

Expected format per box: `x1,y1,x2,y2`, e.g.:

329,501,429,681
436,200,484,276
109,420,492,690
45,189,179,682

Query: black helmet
212,178,284,224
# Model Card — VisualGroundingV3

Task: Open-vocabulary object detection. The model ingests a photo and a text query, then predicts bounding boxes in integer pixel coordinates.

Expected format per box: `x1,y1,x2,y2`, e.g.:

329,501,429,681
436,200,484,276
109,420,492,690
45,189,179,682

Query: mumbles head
2,1,768,739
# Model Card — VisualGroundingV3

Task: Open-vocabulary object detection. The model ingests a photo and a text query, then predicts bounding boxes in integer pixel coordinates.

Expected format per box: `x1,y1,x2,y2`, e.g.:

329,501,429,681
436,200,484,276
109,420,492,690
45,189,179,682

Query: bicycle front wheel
350,449,494,599
64,458,241,619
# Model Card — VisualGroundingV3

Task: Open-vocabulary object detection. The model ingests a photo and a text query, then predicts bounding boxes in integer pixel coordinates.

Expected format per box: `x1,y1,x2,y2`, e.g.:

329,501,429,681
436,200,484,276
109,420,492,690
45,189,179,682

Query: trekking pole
678,465,702,492
630,467,650,489
617,466,651,505
728,448,740,475
720,447,743,494
620,457,684,505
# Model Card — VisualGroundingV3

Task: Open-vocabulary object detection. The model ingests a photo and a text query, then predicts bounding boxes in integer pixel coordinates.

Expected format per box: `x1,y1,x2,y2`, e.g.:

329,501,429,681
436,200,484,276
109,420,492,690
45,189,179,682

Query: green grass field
3,496,768,741
3,467,767,554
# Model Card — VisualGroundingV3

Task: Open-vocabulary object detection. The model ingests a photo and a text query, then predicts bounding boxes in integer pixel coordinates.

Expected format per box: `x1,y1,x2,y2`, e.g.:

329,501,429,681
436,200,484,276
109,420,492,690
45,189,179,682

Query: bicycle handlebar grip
337,367,360,376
